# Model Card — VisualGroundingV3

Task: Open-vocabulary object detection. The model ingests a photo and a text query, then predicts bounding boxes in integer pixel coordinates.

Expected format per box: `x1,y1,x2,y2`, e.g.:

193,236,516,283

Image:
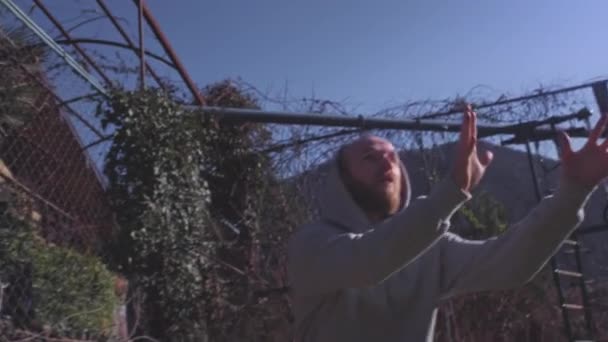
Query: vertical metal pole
551,123,595,339
137,0,145,90
132,0,205,105
592,81,608,115
571,230,594,337
524,141,573,341
95,0,165,89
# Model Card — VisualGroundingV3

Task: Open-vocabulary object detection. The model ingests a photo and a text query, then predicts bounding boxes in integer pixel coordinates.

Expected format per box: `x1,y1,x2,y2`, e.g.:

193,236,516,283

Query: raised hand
558,114,608,188
451,105,494,192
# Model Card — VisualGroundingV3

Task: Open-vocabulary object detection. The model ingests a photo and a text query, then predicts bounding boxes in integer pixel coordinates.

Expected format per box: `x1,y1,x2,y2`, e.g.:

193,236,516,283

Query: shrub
0,202,117,339
100,81,296,340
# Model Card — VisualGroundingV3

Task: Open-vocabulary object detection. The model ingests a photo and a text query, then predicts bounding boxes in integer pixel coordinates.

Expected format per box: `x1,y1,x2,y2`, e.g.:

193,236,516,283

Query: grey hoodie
287,156,595,341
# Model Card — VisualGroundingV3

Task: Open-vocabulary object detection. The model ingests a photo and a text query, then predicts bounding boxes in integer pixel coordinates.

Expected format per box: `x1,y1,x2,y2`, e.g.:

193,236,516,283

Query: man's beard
345,178,401,220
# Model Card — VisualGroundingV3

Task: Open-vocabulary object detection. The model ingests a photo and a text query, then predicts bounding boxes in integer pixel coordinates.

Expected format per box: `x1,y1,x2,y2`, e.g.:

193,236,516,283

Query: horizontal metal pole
194,106,591,140
134,0,205,105
199,105,472,131
501,127,588,145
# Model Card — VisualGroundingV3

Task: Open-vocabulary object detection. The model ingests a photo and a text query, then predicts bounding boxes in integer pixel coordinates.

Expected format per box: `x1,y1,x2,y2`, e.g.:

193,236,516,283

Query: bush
0,204,117,339
99,81,297,340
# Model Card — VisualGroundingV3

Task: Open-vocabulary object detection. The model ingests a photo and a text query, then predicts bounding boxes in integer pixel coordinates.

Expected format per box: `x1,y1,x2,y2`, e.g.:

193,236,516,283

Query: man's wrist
427,177,472,222
450,170,470,194
554,175,596,212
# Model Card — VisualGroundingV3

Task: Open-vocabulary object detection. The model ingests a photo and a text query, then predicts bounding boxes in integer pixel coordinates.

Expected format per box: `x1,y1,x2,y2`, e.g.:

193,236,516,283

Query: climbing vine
99,81,296,341
99,86,212,339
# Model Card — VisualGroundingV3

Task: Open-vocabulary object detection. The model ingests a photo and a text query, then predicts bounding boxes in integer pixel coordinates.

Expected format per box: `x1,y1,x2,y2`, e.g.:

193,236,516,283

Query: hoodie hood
318,156,412,233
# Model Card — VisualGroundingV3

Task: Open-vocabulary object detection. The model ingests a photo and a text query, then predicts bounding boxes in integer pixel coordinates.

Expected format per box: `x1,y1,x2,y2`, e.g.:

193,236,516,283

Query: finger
469,105,477,141
589,114,608,144
460,110,471,150
557,131,573,157
464,105,477,153
479,149,494,167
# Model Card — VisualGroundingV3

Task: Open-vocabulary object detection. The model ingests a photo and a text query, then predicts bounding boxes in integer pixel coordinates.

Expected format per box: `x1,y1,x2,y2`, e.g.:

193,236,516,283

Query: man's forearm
498,178,594,284
439,177,595,298
289,177,471,296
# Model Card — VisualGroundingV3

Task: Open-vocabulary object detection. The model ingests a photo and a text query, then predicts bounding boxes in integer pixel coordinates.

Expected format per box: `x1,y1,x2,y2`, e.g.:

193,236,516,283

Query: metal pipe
54,38,174,68
137,0,145,90
500,127,588,145
571,229,595,338
260,128,359,154
550,122,595,339
0,0,106,95
133,0,205,105
95,0,165,88
195,106,591,138
32,0,113,86
592,81,608,115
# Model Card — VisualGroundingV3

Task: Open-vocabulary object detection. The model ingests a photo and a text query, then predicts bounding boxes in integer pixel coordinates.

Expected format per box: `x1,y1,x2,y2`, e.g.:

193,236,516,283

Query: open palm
559,114,608,188
452,107,608,192
451,105,493,193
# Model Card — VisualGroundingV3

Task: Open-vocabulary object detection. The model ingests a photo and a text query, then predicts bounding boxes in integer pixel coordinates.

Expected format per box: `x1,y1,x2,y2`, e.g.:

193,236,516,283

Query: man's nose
379,154,393,170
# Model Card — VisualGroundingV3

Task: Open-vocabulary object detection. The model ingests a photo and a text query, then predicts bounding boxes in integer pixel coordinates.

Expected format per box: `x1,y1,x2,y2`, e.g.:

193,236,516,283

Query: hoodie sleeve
288,178,470,297
438,178,595,300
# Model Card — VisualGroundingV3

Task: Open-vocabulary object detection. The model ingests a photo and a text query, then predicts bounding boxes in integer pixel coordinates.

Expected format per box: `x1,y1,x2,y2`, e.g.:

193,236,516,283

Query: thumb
479,149,494,167
557,131,573,156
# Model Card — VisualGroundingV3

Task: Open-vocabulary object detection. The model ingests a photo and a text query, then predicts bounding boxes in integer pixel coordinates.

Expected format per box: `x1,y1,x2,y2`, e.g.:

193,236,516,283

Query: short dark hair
336,144,350,181
336,133,374,181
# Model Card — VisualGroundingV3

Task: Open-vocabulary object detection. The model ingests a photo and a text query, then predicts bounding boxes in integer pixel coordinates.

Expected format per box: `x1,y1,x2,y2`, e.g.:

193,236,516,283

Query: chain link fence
0,5,125,340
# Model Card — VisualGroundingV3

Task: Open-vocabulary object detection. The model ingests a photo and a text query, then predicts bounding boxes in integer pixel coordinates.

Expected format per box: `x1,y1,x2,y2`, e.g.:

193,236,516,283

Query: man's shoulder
292,219,343,238
288,220,347,249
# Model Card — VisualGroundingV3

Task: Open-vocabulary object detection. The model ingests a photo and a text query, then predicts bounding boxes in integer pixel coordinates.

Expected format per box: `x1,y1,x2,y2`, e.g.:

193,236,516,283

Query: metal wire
0,0,107,96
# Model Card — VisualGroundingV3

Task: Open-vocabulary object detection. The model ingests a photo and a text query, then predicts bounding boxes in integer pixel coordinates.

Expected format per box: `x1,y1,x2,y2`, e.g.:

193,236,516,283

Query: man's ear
336,146,350,180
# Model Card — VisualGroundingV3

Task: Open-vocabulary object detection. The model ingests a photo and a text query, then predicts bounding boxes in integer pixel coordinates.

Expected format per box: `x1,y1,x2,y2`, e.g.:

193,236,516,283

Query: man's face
341,135,404,219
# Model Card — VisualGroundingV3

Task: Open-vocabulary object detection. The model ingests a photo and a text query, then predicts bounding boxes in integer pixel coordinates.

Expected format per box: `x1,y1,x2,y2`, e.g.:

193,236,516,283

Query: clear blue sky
23,0,608,113
126,0,608,113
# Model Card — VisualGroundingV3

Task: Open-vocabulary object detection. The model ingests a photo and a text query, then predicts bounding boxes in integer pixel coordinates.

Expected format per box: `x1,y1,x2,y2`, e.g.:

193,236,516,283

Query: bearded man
288,105,608,341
